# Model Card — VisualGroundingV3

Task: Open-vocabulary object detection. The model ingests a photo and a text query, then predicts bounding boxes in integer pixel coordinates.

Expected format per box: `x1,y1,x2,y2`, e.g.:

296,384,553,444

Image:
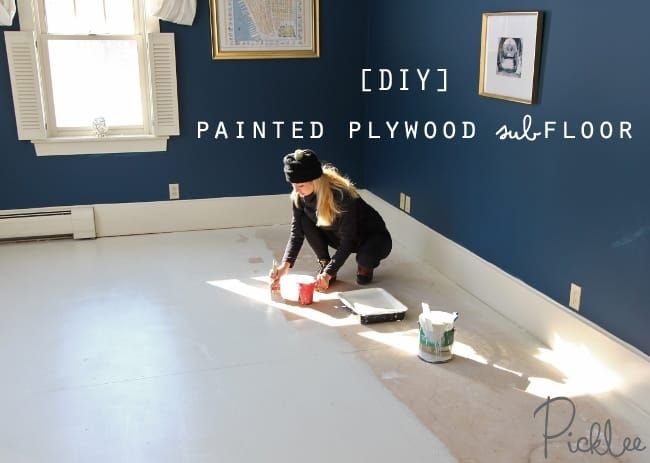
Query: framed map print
210,0,320,59
478,12,544,104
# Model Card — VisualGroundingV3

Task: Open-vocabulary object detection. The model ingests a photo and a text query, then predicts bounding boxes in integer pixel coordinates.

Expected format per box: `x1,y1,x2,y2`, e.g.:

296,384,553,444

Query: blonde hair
291,164,359,227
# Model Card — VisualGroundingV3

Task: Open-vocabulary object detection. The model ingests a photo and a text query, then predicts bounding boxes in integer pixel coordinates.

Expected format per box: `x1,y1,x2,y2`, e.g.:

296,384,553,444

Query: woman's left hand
315,272,332,292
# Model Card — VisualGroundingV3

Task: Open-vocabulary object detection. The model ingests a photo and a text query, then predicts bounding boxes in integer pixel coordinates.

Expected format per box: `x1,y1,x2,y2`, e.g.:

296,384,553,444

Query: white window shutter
4,31,47,140
148,33,179,136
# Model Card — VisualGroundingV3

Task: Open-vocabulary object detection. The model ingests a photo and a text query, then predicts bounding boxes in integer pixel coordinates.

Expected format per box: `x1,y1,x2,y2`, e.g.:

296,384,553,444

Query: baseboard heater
0,207,96,242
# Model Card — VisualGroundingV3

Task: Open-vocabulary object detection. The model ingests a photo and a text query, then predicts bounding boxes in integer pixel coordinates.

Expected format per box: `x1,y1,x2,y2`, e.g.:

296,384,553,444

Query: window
5,0,180,155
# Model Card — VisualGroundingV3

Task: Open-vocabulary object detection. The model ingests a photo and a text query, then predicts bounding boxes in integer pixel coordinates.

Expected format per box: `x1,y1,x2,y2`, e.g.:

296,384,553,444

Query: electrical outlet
399,192,406,210
569,283,581,311
404,194,411,214
169,183,180,200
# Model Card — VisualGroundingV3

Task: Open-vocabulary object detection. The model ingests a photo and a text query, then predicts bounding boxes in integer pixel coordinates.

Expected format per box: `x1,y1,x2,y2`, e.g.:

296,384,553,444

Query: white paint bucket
418,310,459,363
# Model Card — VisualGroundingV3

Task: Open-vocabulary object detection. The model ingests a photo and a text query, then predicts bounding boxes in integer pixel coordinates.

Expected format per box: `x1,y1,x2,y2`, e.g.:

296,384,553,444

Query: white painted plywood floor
1,226,647,463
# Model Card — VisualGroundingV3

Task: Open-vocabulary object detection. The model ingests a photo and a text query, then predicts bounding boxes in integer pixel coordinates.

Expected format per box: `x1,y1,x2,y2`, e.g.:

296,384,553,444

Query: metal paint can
418,311,459,363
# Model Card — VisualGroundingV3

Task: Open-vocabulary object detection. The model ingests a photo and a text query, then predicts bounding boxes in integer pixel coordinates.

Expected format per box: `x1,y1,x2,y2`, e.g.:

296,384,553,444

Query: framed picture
209,0,320,60
478,12,544,104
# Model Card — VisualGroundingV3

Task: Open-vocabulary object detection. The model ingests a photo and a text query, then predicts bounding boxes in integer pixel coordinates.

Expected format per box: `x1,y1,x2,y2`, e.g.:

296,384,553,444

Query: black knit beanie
283,149,323,183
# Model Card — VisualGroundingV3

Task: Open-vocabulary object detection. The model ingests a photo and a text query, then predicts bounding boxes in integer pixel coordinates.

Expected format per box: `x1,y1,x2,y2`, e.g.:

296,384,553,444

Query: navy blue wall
0,1,367,209
362,1,649,353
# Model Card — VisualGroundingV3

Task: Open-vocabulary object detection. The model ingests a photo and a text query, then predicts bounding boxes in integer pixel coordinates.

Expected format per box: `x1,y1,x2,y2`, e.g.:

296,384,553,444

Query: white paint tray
338,288,408,324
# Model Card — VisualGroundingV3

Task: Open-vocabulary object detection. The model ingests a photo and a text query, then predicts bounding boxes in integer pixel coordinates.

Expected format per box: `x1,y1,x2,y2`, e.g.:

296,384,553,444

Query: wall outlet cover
169,183,180,200
569,283,582,311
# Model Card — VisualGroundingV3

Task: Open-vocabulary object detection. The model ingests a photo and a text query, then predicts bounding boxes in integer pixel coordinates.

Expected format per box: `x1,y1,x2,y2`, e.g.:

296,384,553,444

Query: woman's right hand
269,261,290,282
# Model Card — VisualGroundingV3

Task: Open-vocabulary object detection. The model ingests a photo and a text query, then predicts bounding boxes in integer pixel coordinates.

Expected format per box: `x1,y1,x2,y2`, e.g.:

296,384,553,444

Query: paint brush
270,259,282,301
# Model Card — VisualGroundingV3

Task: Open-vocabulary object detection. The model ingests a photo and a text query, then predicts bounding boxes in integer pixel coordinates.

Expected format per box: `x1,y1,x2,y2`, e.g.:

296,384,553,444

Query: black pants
301,215,392,270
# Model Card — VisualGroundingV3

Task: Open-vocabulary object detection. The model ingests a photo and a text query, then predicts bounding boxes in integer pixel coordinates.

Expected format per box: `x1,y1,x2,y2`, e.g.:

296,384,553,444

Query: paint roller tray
338,288,408,324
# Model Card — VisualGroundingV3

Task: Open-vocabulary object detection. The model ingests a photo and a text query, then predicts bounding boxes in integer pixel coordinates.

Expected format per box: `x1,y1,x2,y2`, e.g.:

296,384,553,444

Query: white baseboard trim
0,194,291,239
360,189,650,415
92,194,290,237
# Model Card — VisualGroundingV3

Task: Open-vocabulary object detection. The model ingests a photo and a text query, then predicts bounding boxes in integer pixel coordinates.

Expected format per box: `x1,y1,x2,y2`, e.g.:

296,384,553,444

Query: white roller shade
148,32,179,136
4,31,47,140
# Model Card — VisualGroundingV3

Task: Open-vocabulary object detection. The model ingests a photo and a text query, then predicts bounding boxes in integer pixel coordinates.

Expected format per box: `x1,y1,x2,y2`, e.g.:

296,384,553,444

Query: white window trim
33,134,168,156
10,0,178,156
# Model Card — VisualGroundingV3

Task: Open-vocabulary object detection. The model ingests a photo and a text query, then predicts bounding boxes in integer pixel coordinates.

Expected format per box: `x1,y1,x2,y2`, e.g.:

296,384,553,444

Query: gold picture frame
478,12,544,104
210,0,320,60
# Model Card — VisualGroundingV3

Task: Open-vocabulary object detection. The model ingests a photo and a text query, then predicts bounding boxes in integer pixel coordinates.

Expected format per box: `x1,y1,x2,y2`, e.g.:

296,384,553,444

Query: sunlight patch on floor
207,276,358,327
525,335,621,398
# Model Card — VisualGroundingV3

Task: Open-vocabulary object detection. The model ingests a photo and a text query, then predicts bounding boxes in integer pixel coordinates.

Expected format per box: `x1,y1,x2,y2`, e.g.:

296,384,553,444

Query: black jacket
282,189,388,274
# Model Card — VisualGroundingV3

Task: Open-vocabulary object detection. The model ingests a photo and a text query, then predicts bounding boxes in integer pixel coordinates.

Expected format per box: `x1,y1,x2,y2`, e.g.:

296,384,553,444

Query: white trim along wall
93,195,291,236
1,190,648,414
360,190,650,415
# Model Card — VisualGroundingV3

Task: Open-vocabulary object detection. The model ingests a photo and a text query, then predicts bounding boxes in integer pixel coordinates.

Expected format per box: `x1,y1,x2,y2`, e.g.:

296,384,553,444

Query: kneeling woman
270,149,392,291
